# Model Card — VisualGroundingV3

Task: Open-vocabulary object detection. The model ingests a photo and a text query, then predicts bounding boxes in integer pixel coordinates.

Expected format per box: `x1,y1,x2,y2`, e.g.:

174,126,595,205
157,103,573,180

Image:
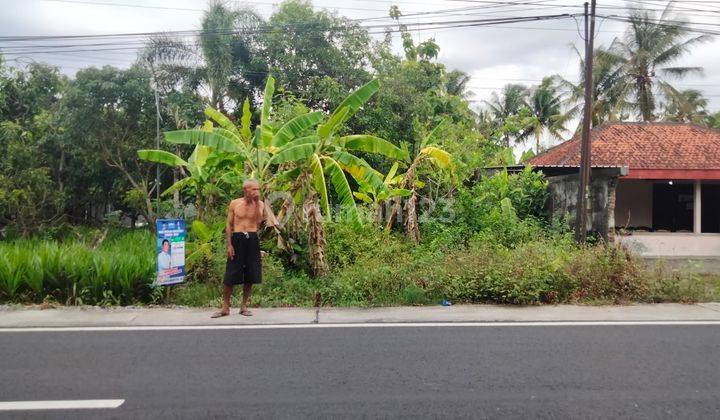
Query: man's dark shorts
224,232,262,286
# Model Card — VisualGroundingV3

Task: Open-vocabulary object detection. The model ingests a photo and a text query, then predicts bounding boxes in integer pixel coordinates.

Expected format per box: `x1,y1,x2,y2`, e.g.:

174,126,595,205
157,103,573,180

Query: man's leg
223,284,234,312
240,283,253,316
212,284,233,318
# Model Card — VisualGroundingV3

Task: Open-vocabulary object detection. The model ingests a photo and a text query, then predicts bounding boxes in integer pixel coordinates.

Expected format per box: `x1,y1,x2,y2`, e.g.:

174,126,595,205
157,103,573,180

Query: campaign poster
155,219,186,286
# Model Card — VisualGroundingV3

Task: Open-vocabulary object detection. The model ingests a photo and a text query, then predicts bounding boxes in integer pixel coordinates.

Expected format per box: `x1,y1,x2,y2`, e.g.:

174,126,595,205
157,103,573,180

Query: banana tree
385,120,453,243
353,162,412,225
161,76,323,195
137,142,231,220
267,79,408,275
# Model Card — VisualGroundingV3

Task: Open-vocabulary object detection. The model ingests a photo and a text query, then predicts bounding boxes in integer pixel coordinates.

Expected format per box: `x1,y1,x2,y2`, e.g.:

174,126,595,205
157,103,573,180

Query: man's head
161,239,170,253
243,179,260,202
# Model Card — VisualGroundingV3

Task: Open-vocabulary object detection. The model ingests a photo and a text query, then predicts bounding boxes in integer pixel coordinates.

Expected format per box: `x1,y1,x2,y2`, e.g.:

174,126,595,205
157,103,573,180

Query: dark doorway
652,183,693,232
702,184,720,233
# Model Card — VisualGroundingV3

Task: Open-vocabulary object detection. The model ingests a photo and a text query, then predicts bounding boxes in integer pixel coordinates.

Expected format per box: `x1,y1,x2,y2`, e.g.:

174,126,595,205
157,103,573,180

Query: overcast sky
1,0,718,148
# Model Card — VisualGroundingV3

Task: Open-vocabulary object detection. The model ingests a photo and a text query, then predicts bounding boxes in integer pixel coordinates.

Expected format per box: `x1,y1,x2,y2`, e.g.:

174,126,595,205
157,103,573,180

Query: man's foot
239,309,253,316
211,310,230,318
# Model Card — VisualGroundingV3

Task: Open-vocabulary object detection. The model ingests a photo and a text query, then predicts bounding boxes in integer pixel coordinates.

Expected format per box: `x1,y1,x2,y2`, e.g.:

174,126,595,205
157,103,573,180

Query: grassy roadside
2,228,719,308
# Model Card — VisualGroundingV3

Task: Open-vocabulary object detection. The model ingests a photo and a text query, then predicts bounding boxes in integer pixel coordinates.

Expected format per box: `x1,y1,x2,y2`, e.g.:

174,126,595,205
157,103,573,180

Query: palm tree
445,70,473,98
140,1,265,110
704,111,720,130
611,5,711,121
560,45,629,130
524,77,571,153
661,86,708,123
483,84,529,146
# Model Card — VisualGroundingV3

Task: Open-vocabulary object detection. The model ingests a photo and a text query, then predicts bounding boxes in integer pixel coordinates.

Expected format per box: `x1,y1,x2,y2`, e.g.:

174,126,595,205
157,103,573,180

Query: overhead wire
0,12,579,55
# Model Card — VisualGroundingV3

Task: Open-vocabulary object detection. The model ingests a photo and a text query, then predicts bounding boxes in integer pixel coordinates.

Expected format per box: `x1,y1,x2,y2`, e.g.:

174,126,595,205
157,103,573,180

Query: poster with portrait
155,219,186,286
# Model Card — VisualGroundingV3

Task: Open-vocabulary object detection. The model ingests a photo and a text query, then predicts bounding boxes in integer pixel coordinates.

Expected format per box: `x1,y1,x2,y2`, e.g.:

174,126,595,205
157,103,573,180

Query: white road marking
0,399,124,411
0,320,719,332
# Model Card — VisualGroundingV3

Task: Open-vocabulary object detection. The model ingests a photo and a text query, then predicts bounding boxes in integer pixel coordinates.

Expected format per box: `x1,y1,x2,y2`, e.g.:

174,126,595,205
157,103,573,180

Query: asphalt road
1,325,719,419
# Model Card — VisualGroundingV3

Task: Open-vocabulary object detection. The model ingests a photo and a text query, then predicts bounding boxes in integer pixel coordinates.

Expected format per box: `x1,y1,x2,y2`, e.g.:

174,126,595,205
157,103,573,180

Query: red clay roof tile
529,122,720,170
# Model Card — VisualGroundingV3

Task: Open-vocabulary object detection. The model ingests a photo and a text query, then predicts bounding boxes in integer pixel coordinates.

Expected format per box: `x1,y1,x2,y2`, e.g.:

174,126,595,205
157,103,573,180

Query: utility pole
154,84,161,219
575,0,596,243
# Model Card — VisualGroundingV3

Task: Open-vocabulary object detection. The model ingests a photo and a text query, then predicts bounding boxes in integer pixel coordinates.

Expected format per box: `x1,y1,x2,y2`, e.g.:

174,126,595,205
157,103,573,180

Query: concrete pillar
694,180,702,233
607,177,618,243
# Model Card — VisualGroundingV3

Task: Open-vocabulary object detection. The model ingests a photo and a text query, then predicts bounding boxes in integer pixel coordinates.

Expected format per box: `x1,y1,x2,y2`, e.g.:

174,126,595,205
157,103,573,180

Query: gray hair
243,178,259,189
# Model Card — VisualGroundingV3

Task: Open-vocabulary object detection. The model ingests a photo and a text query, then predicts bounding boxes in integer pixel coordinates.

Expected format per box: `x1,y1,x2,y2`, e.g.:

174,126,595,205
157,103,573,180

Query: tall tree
661,86,708,123
524,77,570,153
260,0,373,109
445,69,473,98
141,1,266,112
563,46,629,128
61,66,159,230
484,84,529,146
611,5,710,121
0,63,67,236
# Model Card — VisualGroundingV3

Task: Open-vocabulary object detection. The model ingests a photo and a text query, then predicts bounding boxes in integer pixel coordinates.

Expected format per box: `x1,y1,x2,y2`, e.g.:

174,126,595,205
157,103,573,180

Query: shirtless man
212,179,266,318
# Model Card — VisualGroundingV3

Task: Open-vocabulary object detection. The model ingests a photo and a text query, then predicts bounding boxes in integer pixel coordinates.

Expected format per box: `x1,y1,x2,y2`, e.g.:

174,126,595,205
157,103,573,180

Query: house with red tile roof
528,122,720,257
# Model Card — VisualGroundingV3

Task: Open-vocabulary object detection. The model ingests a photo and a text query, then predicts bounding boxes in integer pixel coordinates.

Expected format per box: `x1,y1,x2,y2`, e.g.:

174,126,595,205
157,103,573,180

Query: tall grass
0,230,155,305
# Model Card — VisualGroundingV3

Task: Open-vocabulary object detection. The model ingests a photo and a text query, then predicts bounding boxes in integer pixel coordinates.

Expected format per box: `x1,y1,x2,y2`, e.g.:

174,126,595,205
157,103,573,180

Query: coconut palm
483,84,529,146
445,70,473,98
140,1,266,110
524,77,571,153
704,111,720,130
660,86,708,123
560,45,629,130
610,5,711,121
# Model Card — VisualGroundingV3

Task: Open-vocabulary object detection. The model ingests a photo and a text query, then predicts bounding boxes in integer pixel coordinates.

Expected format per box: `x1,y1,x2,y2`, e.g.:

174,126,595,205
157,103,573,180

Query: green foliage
0,230,155,304
261,0,373,109
452,167,550,247
0,64,66,237
2,1,718,309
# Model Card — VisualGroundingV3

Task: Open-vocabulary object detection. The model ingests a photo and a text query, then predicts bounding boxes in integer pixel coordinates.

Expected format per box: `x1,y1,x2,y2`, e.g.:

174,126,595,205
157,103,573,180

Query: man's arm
226,200,235,259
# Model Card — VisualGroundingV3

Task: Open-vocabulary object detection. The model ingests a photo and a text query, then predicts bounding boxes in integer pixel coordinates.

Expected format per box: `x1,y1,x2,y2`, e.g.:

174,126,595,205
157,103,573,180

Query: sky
1,0,719,149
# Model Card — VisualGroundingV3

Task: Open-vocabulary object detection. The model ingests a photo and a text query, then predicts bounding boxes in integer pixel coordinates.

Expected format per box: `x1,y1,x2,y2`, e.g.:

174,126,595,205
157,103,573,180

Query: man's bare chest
234,202,259,221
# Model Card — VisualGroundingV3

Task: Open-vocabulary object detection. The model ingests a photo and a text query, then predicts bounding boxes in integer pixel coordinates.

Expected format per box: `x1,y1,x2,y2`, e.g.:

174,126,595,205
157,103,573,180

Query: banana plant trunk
374,202,384,226
385,164,416,230
304,197,328,277
172,167,180,206
404,189,420,244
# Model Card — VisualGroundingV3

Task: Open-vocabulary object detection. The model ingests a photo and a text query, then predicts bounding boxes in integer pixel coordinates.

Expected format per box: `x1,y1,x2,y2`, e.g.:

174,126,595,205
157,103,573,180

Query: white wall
614,180,653,229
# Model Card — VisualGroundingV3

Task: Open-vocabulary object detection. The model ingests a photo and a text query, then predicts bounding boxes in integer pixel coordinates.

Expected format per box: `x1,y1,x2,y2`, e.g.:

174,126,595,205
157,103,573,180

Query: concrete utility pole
575,0,596,243
154,85,161,218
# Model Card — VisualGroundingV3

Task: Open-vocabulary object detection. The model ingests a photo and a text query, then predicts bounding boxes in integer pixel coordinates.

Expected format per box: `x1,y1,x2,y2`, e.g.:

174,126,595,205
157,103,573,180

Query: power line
0,12,577,43
600,14,720,35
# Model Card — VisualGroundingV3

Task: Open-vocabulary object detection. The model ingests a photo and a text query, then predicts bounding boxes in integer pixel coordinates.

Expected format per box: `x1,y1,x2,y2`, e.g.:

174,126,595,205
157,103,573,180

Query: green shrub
564,245,648,303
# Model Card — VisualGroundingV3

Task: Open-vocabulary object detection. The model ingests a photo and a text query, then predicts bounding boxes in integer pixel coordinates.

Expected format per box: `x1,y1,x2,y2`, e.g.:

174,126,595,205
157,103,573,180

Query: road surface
1,324,718,419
